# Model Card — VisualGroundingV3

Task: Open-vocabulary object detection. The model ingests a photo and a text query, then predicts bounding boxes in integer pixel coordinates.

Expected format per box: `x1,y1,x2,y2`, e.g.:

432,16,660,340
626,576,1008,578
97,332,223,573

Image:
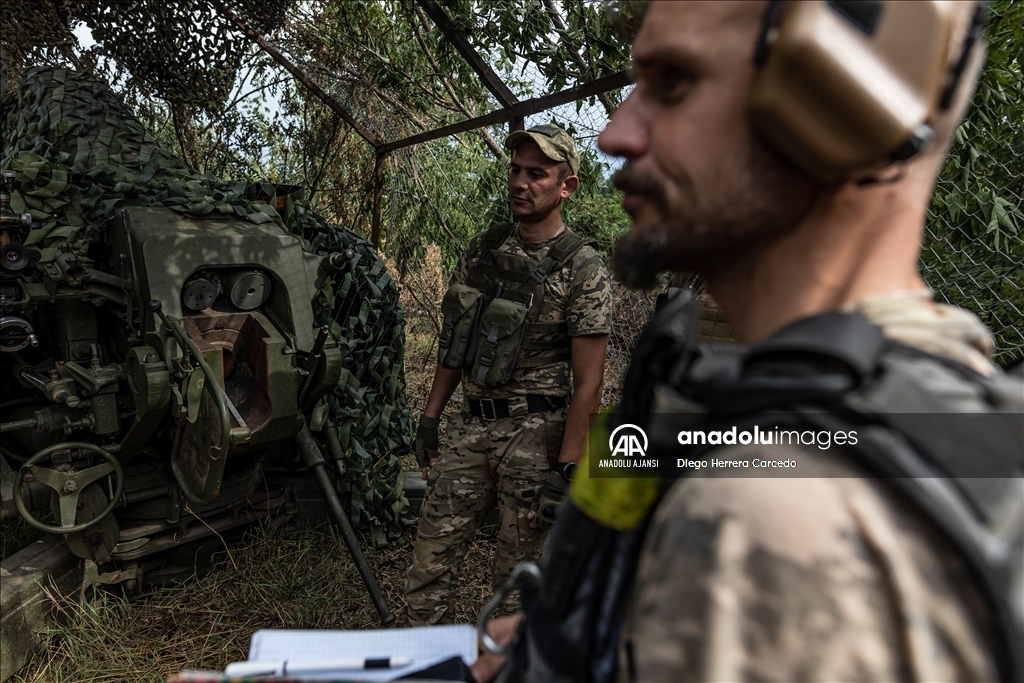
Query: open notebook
173,625,478,682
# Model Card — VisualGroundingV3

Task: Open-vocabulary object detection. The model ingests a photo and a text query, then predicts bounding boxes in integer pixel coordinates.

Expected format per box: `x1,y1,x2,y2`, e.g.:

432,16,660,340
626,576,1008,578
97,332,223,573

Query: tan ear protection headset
748,0,986,181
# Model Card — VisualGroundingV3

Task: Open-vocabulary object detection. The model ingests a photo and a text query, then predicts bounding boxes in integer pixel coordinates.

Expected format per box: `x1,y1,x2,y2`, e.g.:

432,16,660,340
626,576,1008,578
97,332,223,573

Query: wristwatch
552,460,578,482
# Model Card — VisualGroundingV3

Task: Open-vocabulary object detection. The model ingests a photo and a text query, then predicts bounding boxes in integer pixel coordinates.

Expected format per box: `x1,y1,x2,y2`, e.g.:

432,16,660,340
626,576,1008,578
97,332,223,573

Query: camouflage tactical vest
438,223,593,388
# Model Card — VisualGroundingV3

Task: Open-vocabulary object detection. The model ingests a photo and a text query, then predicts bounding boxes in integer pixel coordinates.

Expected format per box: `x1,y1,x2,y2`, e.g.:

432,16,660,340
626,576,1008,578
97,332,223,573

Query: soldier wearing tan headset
473,2,1023,682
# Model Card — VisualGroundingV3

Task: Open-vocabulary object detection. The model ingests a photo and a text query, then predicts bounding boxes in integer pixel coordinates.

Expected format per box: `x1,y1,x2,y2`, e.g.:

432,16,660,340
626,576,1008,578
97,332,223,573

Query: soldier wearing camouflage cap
404,124,612,625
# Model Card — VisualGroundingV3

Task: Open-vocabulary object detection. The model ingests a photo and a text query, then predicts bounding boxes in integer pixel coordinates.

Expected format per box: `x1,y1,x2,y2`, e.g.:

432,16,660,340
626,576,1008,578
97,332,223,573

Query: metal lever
295,425,394,626
322,421,347,478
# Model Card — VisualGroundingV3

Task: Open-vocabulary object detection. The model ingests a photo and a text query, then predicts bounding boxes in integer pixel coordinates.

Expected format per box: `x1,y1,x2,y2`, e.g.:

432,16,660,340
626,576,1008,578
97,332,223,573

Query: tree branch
412,5,507,160
307,115,349,200
170,105,196,170
401,275,442,338
542,0,616,117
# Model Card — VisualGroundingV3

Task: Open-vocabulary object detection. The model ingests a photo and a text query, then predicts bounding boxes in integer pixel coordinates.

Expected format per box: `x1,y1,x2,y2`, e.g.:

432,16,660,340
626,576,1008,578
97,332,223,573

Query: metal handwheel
13,442,125,534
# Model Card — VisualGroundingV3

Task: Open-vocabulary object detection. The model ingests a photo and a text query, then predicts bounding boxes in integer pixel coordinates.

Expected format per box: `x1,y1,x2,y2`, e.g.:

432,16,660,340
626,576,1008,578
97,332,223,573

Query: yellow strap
570,411,662,531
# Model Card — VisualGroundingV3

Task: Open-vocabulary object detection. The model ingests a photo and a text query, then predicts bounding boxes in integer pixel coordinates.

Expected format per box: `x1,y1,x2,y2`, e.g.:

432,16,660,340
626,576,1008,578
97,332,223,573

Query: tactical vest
502,291,1024,683
437,223,594,387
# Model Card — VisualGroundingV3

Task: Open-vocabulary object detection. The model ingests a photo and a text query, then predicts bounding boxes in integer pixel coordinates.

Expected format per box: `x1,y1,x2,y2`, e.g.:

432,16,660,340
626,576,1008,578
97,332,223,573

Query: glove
415,415,440,468
531,471,569,524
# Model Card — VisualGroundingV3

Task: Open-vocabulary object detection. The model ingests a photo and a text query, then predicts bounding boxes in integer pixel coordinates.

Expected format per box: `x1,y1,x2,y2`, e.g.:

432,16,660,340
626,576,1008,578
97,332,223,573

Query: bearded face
599,1,819,290
610,143,814,289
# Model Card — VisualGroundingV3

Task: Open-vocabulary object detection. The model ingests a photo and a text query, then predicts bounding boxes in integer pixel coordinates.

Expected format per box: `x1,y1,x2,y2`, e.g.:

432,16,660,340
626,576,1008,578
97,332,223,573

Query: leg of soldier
405,412,498,625
492,405,568,613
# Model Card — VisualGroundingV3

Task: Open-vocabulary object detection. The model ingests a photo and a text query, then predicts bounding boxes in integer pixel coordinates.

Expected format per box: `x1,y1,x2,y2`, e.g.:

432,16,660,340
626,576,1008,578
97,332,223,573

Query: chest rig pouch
503,292,1024,683
437,223,593,388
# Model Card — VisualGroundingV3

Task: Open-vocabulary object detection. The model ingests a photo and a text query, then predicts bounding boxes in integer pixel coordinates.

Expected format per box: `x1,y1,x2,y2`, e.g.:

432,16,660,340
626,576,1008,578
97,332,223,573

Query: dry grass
392,244,465,471
14,522,500,683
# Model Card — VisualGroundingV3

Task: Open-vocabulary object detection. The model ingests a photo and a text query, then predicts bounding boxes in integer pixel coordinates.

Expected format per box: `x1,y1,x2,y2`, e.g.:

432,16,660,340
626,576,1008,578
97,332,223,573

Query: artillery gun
0,69,405,625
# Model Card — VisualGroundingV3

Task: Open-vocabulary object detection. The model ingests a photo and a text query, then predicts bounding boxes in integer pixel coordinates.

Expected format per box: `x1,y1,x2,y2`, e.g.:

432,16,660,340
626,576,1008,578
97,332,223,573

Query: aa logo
609,423,648,458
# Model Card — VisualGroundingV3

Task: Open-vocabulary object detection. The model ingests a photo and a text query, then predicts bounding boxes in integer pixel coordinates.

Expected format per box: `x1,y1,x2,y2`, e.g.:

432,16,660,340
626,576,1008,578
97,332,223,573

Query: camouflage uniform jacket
449,225,612,401
619,293,1003,682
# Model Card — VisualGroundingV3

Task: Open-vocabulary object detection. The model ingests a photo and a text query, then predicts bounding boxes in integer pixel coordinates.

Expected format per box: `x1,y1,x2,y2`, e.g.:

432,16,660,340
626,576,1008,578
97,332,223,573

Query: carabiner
477,562,543,655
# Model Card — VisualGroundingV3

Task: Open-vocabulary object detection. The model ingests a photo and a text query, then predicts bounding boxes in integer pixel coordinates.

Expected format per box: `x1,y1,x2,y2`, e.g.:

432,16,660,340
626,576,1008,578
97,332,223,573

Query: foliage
1,1,633,257
385,131,630,276
564,183,631,257
2,1,288,111
386,138,506,271
2,1,83,76
4,0,1016,385
925,0,1024,362
929,0,1022,252
443,0,632,95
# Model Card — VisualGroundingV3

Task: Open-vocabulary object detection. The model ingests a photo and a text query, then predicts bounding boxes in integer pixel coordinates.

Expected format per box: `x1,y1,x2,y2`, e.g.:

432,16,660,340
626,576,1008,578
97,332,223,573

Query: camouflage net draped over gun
1,66,413,543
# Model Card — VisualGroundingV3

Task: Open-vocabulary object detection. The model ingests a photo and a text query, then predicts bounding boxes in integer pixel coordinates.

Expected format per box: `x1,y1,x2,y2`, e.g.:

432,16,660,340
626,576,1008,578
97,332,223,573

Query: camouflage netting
1,66,413,544
4,0,290,112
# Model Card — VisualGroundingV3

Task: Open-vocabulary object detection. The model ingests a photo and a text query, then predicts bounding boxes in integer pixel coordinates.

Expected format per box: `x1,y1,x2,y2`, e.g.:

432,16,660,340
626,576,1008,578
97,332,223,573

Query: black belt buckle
479,398,496,420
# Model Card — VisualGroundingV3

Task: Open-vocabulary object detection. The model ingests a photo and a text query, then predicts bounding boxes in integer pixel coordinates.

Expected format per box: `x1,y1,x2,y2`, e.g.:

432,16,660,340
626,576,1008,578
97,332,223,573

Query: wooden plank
370,153,387,249
513,70,631,116
1,537,84,681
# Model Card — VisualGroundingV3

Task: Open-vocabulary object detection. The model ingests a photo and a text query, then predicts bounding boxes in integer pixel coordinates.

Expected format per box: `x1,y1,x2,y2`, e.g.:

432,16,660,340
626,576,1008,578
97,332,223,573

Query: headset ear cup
747,0,976,181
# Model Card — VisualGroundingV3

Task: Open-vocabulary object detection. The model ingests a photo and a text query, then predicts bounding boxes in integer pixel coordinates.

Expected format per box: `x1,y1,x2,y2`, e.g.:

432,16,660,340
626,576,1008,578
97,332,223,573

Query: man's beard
510,191,562,223
611,147,816,290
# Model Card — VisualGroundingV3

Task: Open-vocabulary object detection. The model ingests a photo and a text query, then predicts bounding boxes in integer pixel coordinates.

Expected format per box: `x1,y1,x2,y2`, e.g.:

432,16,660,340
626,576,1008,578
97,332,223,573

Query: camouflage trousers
404,405,567,625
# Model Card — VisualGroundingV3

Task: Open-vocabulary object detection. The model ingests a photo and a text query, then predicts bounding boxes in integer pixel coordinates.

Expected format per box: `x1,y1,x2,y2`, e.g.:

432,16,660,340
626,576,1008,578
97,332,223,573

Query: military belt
468,395,567,420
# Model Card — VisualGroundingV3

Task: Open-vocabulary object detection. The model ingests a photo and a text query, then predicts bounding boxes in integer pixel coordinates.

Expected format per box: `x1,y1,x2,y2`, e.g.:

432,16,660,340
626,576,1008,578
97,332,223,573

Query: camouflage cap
505,123,580,175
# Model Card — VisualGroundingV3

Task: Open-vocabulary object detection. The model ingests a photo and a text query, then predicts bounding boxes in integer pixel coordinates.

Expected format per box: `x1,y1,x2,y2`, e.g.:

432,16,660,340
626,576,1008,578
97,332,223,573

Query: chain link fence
387,121,1021,419
921,6,1023,364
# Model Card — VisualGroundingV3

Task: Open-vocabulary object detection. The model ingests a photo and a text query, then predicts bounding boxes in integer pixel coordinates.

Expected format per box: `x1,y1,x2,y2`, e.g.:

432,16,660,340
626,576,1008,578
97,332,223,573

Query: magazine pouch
471,295,531,387
438,284,483,369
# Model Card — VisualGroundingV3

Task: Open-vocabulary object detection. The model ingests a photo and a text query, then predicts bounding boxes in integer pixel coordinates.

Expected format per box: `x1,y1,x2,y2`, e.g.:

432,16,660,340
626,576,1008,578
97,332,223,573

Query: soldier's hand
420,458,437,481
471,615,520,683
528,471,569,528
415,415,440,478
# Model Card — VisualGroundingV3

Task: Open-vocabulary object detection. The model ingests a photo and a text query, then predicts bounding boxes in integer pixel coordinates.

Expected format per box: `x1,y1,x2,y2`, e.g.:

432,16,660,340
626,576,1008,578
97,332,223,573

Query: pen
224,657,412,677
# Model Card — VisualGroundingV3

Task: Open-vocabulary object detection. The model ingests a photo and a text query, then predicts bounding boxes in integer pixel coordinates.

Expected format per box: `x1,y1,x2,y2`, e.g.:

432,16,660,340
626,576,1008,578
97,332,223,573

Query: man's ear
561,175,579,198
